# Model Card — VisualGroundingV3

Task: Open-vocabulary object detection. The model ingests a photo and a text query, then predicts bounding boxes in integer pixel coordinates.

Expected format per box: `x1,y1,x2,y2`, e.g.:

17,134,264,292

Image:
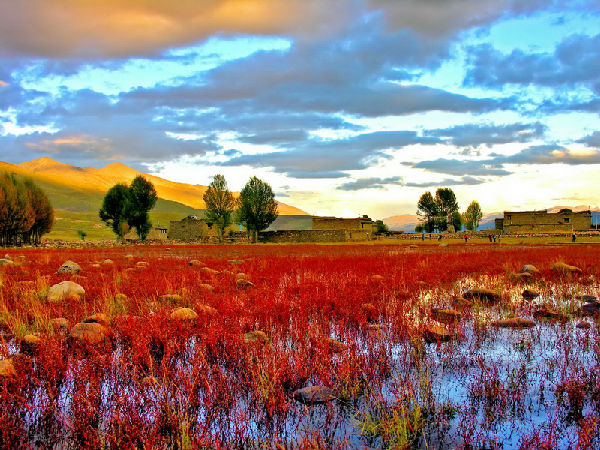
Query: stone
521,265,540,274
423,324,454,343
371,274,384,281
522,289,540,300
533,307,566,322
492,318,536,329
293,386,336,404
20,335,42,356
228,259,245,265
0,359,16,379
576,321,591,329
198,284,214,292
200,267,220,276
136,261,149,268
91,263,101,269
431,308,461,324
235,272,247,282
69,322,111,349
196,304,218,316
189,260,205,267
51,317,70,334
57,260,81,275
47,281,85,303
83,313,110,327
102,259,114,266
580,302,600,316
160,294,183,305
0,258,15,267
236,279,255,289
509,272,532,282
243,330,269,344
575,295,598,303
463,288,502,305
553,262,582,274
361,303,378,322
170,307,198,321
451,296,473,309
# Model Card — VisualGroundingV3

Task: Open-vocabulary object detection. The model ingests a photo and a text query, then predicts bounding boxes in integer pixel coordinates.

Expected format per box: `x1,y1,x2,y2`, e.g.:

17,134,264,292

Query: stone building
168,216,213,241
260,215,377,243
312,215,377,233
496,209,591,233
124,225,168,241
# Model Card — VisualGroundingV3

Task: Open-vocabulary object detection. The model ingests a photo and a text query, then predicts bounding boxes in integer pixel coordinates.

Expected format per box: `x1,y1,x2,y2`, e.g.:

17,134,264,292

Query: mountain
6,157,308,215
383,214,419,232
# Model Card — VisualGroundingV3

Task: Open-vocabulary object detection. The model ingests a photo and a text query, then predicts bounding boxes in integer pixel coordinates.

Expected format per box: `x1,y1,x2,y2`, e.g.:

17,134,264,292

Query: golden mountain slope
5,157,307,215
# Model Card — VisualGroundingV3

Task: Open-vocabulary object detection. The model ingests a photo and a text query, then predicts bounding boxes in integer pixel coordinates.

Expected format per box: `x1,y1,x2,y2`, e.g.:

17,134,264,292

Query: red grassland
0,243,599,449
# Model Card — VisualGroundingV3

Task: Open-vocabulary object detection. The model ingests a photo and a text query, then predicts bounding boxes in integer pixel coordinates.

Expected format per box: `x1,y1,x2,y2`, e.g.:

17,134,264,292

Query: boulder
423,324,454,343
492,318,535,329
235,272,247,282
533,307,566,322
463,288,502,305
198,284,214,292
243,330,269,344
431,308,462,324
0,258,14,267
57,260,81,275
136,261,149,268
102,259,114,266
0,359,16,379
451,296,473,309
553,262,582,274
236,279,255,289
200,267,220,276
51,317,70,334
521,265,540,274
20,335,42,356
522,289,540,300
293,386,336,404
83,313,110,327
509,272,532,282
160,294,183,305
575,295,598,303
580,302,600,316
68,322,111,349
47,281,85,303
189,260,205,267
170,307,198,321
576,321,591,329
371,274,384,282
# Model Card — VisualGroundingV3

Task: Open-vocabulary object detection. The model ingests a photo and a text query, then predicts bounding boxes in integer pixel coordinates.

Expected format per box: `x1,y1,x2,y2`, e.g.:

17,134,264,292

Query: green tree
99,183,130,240
434,188,459,231
375,220,389,234
462,200,483,231
416,191,437,233
451,210,463,232
124,176,158,241
203,174,235,241
237,176,278,243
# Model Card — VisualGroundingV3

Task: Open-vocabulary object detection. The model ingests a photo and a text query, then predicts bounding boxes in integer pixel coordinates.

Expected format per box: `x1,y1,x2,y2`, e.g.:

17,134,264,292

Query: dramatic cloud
409,159,511,177
427,122,545,148
578,131,600,148
405,176,486,187
337,176,403,191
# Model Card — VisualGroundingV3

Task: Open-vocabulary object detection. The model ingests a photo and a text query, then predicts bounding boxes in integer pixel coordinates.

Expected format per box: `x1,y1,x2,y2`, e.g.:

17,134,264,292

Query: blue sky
0,0,599,217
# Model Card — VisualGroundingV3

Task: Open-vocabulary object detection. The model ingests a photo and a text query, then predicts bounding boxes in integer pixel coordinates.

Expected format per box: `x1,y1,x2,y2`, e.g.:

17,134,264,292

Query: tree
124,176,157,241
203,174,235,241
451,210,463,232
99,183,130,240
434,188,459,232
237,176,278,243
375,220,389,234
416,191,437,233
462,200,483,231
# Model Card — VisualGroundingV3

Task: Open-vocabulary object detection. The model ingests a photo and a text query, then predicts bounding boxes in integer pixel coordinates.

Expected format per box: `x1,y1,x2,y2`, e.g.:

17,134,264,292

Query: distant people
464,234,468,243
488,234,492,242
493,235,496,243
572,232,576,243
422,233,425,241
438,234,442,241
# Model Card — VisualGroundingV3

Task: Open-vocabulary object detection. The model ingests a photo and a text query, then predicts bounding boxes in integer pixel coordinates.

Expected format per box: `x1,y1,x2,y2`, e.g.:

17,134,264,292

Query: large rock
509,272,533,282
243,330,269,344
0,359,16,379
83,313,110,327
533,307,567,322
200,267,220,276
580,302,600,316
492,318,535,329
553,262,582,274
236,279,255,289
68,322,111,349
423,324,454,343
20,335,42,356
47,281,85,303
463,288,502,305
51,317,70,334
293,386,336,404
521,265,539,274
431,308,461,324
57,260,81,275
189,260,205,267
522,289,540,300
170,307,198,321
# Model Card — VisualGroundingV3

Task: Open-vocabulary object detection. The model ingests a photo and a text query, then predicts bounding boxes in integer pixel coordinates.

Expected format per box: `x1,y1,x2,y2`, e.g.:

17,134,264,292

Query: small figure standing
488,234,492,243
572,232,576,243
464,234,468,243
493,235,496,243
438,234,442,241
422,233,425,241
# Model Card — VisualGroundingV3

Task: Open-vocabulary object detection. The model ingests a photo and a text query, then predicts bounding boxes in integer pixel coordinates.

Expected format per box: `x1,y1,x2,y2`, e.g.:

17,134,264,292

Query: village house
495,209,592,233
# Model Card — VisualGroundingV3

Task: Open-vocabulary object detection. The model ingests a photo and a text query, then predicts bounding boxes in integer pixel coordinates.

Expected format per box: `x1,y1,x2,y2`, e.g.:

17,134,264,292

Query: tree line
0,173,54,246
416,187,482,233
100,174,278,242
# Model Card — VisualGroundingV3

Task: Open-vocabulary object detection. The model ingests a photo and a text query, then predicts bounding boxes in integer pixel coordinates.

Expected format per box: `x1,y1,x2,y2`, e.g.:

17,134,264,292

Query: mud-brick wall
505,211,591,233
312,217,364,231
259,229,373,243
168,219,208,240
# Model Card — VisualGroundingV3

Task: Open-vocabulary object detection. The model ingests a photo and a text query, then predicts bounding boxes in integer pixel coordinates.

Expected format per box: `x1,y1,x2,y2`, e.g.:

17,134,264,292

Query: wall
312,216,376,233
259,229,373,243
503,210,591,233
168,217,209,241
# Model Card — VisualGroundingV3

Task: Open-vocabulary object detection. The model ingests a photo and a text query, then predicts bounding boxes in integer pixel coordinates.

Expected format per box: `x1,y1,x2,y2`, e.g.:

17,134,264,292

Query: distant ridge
5,157,308,215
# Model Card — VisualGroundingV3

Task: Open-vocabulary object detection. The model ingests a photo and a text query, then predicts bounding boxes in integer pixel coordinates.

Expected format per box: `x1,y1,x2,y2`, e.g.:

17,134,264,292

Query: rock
510,272,533,282
228,259,244,265
189,260,205,267
0,258,15,267
170,307,198,321
47,281,85,303
553,262,582,274
521,265,540,274
293,386,336,404
522,289,540,300
160,294,183,305
196,304,218,316
68,322,111,349
423,324,454,343
20,335,41,356
463,288,502,305
51,318,70,334
83,313,110,327
431,308,462,324
57,260,81,275
200,267,220,276
361,303,378,322
243,330,269,344
91,263,101,269
492,318,536,329
198,284,214,292
533,307,566,322
575,295,598,303
236,279,255,289
451,296,473,309
102,259,114,266
580,302,600,316
439,243,448,247
371,274,384,281
576,321,591,329
325,338,347,353
0,359,16,379
235,272,247,281
125,254,134,259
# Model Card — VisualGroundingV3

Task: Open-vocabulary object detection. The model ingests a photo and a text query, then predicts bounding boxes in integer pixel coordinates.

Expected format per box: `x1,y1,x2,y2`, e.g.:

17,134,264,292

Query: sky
0,0,599,218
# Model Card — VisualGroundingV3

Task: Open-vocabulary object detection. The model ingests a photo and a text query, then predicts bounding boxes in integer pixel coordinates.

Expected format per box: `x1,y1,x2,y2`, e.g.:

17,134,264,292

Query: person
488,234,492,242
493,235,496,243
438,234,442,241
422,233,425,241
572,232,576,243
464,234,468,243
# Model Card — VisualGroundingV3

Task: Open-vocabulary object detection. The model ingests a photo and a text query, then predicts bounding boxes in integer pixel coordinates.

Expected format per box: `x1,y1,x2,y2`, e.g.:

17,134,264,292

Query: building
260,215,377,243
496,209,592,233
168,216,214,241
124,225,168,241
312,215,377,233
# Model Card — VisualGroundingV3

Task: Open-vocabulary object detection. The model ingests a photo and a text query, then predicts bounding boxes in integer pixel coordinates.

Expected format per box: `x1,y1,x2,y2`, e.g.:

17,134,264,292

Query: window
564,217,571,224
506,214,512,221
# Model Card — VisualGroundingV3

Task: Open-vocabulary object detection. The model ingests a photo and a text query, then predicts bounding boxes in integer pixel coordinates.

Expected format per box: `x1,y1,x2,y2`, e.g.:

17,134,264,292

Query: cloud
405,176,486,187
409,158,511,176
427,122,545,147
337,176,404,191
497,144,600,165
578,131,600,147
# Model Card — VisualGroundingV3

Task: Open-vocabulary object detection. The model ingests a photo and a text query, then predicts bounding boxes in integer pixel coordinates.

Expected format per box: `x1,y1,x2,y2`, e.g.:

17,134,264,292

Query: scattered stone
57,260,81,275
510,272,532,282
228,259,244,265
68,322,111,349
533,307,566,322
102,259,114,266
553,262,582,274
521,265,540,274
463,288,502,305
0,258,15,267
0,359,16,379
160,294,183,305
361,303,378,322
293,386,336,404
575,294,598,303
371,274,384,281
51,318,70,334
580,302,600,316
196,304,218,316
423,324,454,343
431,308,462,324
243,330,269,344
198,284,214,292
200,267,220,276
189,260,205,267
492,318,536,329
170,307,198,321
576,321,591,329
20,335,41,356
47,281,85,303
83,313,110,327
136,261,149,268
236,279,255,289
522,289,540,300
